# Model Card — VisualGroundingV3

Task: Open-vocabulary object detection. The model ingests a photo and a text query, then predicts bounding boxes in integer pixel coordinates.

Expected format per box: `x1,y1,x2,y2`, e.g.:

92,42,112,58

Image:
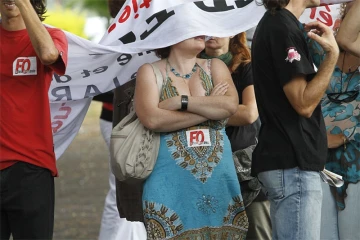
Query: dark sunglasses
327,90,359,104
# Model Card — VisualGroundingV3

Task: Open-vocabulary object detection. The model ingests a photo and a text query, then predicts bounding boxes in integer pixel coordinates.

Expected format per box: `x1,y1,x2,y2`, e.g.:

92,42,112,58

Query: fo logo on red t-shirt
13,57,37,76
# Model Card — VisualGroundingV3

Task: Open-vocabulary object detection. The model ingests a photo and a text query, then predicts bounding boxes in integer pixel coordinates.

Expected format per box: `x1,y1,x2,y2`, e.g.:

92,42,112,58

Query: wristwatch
180,95,188,111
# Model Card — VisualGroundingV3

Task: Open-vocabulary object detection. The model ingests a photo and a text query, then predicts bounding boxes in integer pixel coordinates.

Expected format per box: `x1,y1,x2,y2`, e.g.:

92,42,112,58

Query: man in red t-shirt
0,0,68,239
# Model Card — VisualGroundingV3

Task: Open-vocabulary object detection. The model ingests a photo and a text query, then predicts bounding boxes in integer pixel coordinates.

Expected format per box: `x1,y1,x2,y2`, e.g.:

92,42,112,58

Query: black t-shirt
226,63,266,202
93,91,114,122
113,79,136,126
226,63,261,151
251,9,327,176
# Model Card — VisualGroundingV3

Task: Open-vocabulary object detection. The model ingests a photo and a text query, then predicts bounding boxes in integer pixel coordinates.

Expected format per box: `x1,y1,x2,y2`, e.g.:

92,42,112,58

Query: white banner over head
320,0,352,4
51,0,343,159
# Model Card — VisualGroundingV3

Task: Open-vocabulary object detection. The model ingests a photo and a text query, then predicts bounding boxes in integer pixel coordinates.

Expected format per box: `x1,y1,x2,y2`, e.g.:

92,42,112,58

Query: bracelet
180,95,188,111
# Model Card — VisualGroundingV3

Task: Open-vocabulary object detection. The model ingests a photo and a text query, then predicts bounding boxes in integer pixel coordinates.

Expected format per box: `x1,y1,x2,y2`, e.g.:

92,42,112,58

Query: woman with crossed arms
134,35,249,239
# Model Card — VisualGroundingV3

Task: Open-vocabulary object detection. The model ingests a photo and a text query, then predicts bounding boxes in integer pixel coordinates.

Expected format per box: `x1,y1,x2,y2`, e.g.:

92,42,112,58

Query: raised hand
304,21,339,55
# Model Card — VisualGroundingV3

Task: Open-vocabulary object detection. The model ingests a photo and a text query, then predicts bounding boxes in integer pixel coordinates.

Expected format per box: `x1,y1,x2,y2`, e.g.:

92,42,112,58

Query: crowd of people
0,0,359,239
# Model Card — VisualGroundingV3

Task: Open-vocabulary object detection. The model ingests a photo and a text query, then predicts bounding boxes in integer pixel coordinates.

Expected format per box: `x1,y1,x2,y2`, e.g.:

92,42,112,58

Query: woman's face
172,36,206,55
205,37,230,52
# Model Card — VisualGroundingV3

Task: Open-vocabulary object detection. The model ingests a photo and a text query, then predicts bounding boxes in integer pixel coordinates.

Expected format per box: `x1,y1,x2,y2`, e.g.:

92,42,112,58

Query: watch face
181,95,188,110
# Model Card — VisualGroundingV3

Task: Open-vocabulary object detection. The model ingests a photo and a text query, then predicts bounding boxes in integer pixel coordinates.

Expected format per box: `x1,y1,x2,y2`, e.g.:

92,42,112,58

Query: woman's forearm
187,95,238,120
138,108,207,132
227,104,258,126
327,133,346,149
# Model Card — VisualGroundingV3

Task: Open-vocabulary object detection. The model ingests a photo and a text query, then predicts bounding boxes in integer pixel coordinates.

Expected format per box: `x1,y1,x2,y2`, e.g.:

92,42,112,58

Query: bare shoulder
144,59,167,77
152,59,167,71
136,63,155,82
137,59,167,85
208,58,233,85
138,63,151,71
210,58,227,68
137,61,159,75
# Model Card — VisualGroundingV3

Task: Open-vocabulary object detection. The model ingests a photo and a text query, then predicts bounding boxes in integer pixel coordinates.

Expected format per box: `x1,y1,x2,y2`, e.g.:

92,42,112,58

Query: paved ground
53,102,109,240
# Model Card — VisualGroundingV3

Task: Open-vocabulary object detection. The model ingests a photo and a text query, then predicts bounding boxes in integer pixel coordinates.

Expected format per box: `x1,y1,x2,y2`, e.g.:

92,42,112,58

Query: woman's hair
30,0,47,22
228,32,251,73
108,0,126,18
154,47,171,59
256,0,290,12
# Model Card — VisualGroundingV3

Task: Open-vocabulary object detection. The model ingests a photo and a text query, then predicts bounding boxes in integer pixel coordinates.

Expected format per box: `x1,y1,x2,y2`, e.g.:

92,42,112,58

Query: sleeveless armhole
149,63,165,99
207,59,212,74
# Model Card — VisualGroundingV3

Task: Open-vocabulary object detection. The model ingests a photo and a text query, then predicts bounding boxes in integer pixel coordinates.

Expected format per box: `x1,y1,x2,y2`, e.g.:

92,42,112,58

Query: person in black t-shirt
201,33,271,240
251,0,339,239
337,0,360,57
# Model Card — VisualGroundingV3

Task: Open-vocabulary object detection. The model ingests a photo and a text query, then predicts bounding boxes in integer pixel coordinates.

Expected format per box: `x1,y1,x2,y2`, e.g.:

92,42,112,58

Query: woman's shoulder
139,59,166,72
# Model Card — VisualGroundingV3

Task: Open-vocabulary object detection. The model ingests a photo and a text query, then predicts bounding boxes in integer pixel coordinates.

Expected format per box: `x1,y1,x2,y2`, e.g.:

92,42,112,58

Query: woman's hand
327,133,347,149
158,96,181,111
210,82,229,96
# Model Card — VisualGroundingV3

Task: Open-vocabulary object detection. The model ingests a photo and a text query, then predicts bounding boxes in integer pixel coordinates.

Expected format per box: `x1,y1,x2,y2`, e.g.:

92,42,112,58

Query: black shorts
0,161,54,240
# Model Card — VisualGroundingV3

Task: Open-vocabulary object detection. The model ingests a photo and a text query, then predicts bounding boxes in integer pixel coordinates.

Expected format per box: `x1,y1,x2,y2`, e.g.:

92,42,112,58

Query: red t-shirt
0,26,68,176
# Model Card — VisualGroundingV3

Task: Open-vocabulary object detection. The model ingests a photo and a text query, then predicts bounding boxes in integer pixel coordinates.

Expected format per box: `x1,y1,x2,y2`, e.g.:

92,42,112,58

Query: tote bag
110,64,163,183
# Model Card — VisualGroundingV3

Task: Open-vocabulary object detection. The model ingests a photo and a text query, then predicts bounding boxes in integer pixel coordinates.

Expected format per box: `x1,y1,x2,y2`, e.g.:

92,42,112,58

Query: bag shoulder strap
113,64,162,131
149,63,164,94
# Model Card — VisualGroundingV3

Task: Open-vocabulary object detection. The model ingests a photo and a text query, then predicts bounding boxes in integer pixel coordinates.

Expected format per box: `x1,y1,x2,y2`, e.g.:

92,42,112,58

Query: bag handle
149,63,164,95
124,63,162,116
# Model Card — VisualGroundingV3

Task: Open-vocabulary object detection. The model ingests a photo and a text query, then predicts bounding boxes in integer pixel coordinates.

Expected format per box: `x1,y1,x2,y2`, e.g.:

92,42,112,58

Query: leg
258,169,285,240
338,183,360,240
6,162,54,240
99,169,123,240
0,211,11,240
98,119,147,240
245,200,272,240
320,182,339,240
99,119,123,240
0,168,11,240
297,169,323,240
258,167,322,240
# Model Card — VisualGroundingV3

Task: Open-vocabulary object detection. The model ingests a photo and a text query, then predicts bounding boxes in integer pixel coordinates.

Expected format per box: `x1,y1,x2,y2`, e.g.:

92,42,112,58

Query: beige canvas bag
110,64,163,183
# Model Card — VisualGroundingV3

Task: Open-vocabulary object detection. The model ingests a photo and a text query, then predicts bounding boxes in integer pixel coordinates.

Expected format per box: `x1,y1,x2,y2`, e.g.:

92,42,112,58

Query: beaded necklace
166,58,198,80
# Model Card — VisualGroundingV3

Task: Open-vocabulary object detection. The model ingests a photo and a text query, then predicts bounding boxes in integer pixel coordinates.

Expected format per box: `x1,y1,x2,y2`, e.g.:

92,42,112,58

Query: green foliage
44,6,88,38
66,0,110,19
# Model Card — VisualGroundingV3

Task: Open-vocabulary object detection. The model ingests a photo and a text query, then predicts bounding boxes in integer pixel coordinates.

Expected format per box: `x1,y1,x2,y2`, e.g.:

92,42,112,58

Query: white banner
51,0,342,159
320,0,351,4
